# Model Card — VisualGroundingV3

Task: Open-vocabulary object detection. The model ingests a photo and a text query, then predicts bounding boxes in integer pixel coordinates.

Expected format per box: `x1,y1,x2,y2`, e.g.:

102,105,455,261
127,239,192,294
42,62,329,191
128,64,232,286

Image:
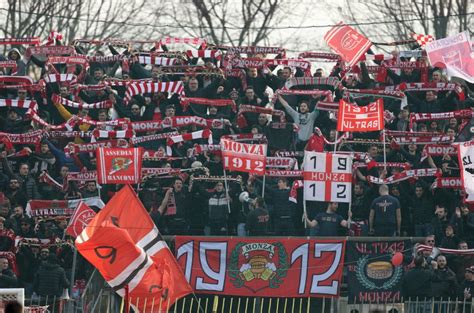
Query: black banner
346,240,411,304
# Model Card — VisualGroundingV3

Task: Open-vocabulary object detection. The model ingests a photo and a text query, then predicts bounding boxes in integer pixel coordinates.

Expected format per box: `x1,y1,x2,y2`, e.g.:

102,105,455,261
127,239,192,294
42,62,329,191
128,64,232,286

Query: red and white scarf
186,49,222,60
221,46,285,55
0,76,34,85
46,130,93,138
0,37,40,45
87,55,129,63
431,177,462,189
52,94,112,109
265,170,302,178
410,109,472,124
237,105,285,128
421,144,457,161
136,56,178,66
166,129,212,155
38,171,63,190
27,110,76,130
180,97,236,112
0,130,43,145
298,52,341,60
43,74,77,84
416,244,474,255
156,37,207,49
123,81,184,103
284,77,340,89
289,180,304,203
92,129,134,138
25,46,75,58
129,131,179,145
65,139,129,154
367,168,440,184
0,99,38,111
66,171,98,181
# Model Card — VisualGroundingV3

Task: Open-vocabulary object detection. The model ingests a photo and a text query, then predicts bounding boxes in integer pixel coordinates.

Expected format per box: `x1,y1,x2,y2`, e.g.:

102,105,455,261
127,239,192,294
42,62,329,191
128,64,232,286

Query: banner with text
221,138,267,175
175,237,345,298
337,99,384,132
303,152,352,203
96,147,143,184
346,240,411,304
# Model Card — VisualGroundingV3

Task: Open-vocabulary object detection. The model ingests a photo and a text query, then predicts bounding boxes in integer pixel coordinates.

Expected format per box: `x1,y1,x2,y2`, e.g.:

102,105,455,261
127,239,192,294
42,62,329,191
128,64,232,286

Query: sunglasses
427,240,435,243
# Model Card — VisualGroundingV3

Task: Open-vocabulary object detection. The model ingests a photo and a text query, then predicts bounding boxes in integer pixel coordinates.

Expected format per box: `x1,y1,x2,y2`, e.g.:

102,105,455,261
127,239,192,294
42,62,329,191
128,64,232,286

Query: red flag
411,33,435,47
337,99,384,132
96,147,143,184
324,21,372,67
76,185,192,311
66,202,96,238
425,31,474,83
221,138,267,175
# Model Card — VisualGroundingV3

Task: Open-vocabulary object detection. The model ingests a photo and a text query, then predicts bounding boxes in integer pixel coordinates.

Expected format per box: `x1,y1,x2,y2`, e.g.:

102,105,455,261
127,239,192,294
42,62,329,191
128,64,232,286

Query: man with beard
4,178,27,208
431,255,459,301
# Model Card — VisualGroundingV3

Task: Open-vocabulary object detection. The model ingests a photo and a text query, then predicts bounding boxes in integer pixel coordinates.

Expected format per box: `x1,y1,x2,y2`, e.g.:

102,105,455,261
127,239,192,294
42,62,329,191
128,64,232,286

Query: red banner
323,22,372,67
221,138,267,175
96,147,143,184
337,99,384,132
175,237,345,298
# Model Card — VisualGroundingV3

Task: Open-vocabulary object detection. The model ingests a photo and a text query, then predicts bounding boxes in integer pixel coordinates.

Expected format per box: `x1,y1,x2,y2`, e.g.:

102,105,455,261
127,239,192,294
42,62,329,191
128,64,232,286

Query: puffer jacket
33,262,69,297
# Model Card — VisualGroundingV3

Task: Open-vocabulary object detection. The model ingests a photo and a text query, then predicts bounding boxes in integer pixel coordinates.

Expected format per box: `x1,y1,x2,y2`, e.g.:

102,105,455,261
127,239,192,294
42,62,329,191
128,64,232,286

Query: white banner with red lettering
96,147,143,184
221,138,267,175
336,99,384,132
458,141,474,202
303,152,352,203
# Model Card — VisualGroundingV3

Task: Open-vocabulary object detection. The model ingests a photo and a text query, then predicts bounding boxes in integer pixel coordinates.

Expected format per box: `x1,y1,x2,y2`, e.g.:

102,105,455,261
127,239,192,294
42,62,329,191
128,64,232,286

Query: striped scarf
136,55,178,66
0,99,38,111
123,81,184,104
166,129,212,155
367,168,440,184
186,49,222,60
43,74,77,84
156,37,207,49
52,94,112,109
92,129,134,138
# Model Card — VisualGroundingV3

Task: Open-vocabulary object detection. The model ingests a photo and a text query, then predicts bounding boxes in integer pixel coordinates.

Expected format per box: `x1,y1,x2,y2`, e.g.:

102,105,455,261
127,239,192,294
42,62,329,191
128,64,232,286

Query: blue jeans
415,223,433,237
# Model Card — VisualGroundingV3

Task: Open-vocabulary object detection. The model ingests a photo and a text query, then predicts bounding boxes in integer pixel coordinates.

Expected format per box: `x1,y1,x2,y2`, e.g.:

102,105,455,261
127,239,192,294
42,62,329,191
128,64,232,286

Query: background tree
154,0,291,46
341,0,472,43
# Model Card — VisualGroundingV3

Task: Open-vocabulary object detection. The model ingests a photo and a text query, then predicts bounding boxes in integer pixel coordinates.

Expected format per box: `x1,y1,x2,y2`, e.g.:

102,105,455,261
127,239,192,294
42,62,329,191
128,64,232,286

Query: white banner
303,152,352,203
458,141,474,202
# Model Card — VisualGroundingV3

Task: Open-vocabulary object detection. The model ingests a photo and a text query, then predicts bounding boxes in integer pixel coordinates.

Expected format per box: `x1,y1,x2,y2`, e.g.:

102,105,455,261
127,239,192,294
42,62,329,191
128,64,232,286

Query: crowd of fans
0,33,473,305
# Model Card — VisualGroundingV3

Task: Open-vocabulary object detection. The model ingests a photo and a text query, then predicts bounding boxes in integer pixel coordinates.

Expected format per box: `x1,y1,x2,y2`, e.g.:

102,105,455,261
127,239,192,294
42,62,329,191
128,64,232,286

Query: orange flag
76,185,192,311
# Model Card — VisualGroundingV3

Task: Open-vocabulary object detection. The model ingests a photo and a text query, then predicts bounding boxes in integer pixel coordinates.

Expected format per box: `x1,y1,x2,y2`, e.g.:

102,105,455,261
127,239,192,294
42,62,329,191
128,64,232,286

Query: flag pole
262,174,266,198
383,129,387,171
333,131,338,153
223,169,232,214
124,285,130,313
